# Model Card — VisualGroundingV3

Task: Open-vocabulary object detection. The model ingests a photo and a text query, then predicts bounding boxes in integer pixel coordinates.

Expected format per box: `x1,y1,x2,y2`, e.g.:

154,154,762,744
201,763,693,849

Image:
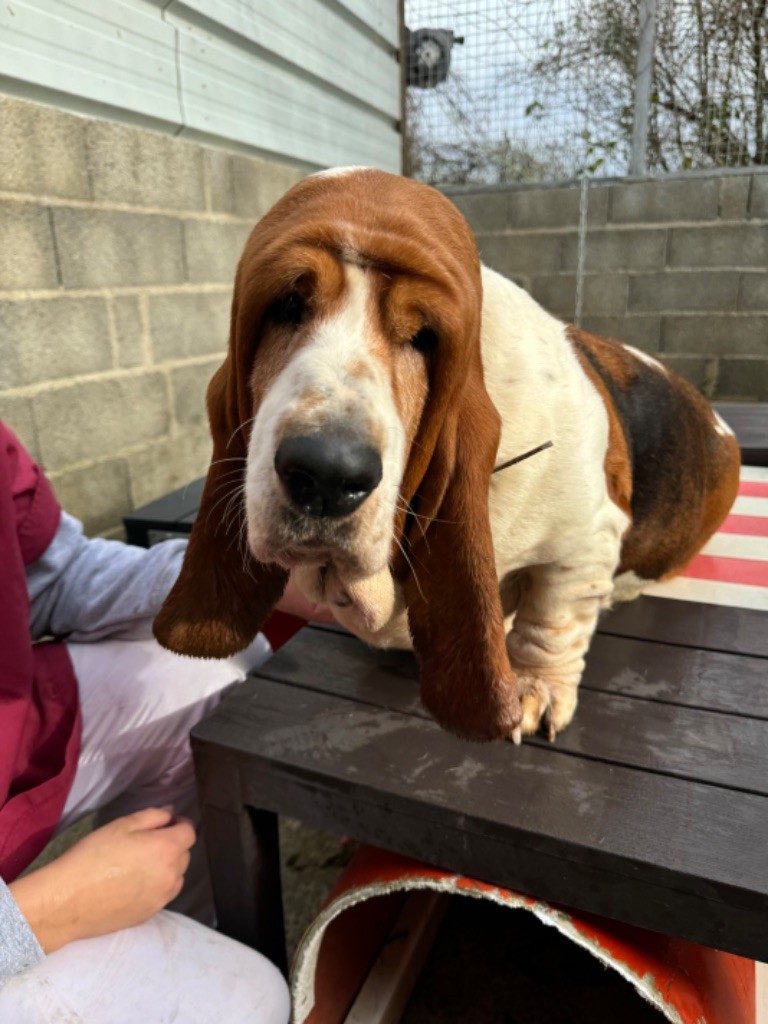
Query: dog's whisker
394,535,425,603
209,468,249,491
206,482,246,531
240,516,262,585
392,492,460,527
210,466,248,486
226,416,259,450
233,515,258,583
225,505,246,552
222,489,245,533
395,498,430,551
215,501,240,539
222,498,257,584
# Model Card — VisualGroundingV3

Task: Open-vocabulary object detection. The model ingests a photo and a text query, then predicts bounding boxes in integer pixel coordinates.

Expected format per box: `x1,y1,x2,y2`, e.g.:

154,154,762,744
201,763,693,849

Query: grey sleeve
0,879,44,988
27,512,187,643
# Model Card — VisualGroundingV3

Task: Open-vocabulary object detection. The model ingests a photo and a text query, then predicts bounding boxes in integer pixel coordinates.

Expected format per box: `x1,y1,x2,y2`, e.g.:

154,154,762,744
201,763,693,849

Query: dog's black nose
274,432,383,518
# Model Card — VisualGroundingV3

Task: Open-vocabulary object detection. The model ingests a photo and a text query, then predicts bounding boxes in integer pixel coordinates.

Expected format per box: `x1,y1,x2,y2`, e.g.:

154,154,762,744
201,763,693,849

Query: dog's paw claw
542,706,557,743
517,676,577,741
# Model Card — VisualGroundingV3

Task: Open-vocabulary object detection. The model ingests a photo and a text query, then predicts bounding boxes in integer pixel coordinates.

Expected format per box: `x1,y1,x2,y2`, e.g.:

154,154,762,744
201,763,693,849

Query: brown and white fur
154,168,740,743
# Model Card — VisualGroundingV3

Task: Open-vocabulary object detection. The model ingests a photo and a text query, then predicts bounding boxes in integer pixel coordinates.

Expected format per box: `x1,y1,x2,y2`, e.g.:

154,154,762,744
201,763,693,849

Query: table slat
599,595,768,658
548,690,768,794
262,624,768,722
583,633,768,718
715,402,768,466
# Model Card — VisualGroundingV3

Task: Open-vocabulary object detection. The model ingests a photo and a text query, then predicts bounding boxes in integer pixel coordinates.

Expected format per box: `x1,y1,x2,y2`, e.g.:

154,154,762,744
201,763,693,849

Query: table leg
200,801,288,975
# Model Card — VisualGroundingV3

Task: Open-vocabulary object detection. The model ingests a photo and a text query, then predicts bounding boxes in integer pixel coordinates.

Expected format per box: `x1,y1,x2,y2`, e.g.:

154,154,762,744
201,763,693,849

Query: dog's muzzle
274,430,383,518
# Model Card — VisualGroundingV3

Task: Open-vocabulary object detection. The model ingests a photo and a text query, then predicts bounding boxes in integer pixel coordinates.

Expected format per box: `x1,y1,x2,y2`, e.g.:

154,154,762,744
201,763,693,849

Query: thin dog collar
493,440,554,474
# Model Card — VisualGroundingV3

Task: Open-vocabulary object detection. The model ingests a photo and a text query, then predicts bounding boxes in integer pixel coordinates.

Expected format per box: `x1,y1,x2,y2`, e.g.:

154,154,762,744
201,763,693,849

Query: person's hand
276,573,337,623
9,807,195,953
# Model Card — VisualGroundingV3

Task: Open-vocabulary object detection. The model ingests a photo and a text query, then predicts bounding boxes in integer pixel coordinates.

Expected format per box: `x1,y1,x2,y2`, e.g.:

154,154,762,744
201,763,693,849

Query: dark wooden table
126,403,768,971
192,606,768,972
124,476,205,547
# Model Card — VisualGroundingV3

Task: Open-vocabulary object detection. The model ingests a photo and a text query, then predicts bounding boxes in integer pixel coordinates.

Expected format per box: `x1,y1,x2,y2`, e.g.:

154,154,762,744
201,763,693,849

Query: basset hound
154,168,740,743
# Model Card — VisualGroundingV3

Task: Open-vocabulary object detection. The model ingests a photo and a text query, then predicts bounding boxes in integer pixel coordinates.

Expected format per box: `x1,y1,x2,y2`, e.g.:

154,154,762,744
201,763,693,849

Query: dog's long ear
153,268,288,658
402,358,521,741
395,226,521,741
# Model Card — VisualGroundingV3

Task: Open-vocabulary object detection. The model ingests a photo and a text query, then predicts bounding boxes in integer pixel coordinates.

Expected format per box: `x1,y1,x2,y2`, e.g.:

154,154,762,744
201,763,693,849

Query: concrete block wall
448,171,768,401
0,96,303,536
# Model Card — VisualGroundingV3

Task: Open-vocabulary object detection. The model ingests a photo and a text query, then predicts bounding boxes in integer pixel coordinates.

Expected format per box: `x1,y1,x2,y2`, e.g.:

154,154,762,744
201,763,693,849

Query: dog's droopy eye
270,291,305,327
410,328,438,354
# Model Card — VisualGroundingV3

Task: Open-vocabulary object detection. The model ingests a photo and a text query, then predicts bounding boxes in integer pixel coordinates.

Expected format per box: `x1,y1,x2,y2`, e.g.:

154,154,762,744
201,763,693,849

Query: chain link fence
404,0,768,185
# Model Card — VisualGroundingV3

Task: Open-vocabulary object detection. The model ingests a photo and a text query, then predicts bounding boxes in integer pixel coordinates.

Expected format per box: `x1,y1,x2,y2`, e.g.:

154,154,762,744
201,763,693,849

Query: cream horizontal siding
170,6,400,170
171,0,399,120
0,0,401,171
335,0,400,46
0,0,182,124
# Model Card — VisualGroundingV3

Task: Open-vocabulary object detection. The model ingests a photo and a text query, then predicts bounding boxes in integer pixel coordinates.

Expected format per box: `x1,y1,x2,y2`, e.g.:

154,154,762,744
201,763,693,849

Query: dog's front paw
511,675,578,744
421,669,522,742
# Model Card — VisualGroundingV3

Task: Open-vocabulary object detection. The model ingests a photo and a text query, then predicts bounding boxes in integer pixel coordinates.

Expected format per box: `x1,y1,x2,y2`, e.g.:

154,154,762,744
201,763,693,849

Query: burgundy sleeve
1,423,61,566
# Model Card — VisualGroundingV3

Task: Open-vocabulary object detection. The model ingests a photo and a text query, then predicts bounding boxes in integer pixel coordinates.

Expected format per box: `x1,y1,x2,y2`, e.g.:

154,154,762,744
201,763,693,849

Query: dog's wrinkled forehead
234,170,480,337
233,171,480,419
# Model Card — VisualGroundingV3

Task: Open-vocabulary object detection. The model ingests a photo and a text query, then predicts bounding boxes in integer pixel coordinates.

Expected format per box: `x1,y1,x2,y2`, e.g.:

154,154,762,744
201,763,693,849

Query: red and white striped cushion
645,466,768,610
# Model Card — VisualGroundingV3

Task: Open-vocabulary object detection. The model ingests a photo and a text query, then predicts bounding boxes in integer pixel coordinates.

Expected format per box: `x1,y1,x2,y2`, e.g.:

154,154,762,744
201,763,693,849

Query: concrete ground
279,817,352,956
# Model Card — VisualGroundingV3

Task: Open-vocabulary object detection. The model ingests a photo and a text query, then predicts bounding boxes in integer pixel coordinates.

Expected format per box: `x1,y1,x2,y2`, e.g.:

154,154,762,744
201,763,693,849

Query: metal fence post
574,174,589,328
629,0,657,175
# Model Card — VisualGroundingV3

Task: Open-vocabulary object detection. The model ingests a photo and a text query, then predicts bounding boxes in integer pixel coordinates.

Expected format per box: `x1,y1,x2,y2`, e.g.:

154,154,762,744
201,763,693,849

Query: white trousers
0,910,290,1024
61,633,271,921
0,634,289,1024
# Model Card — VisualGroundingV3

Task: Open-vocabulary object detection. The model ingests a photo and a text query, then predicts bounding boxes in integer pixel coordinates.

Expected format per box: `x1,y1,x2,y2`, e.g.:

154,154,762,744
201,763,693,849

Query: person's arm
28,511,335,643
2,808,194,986
27,512,187,642
0,879,44,988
